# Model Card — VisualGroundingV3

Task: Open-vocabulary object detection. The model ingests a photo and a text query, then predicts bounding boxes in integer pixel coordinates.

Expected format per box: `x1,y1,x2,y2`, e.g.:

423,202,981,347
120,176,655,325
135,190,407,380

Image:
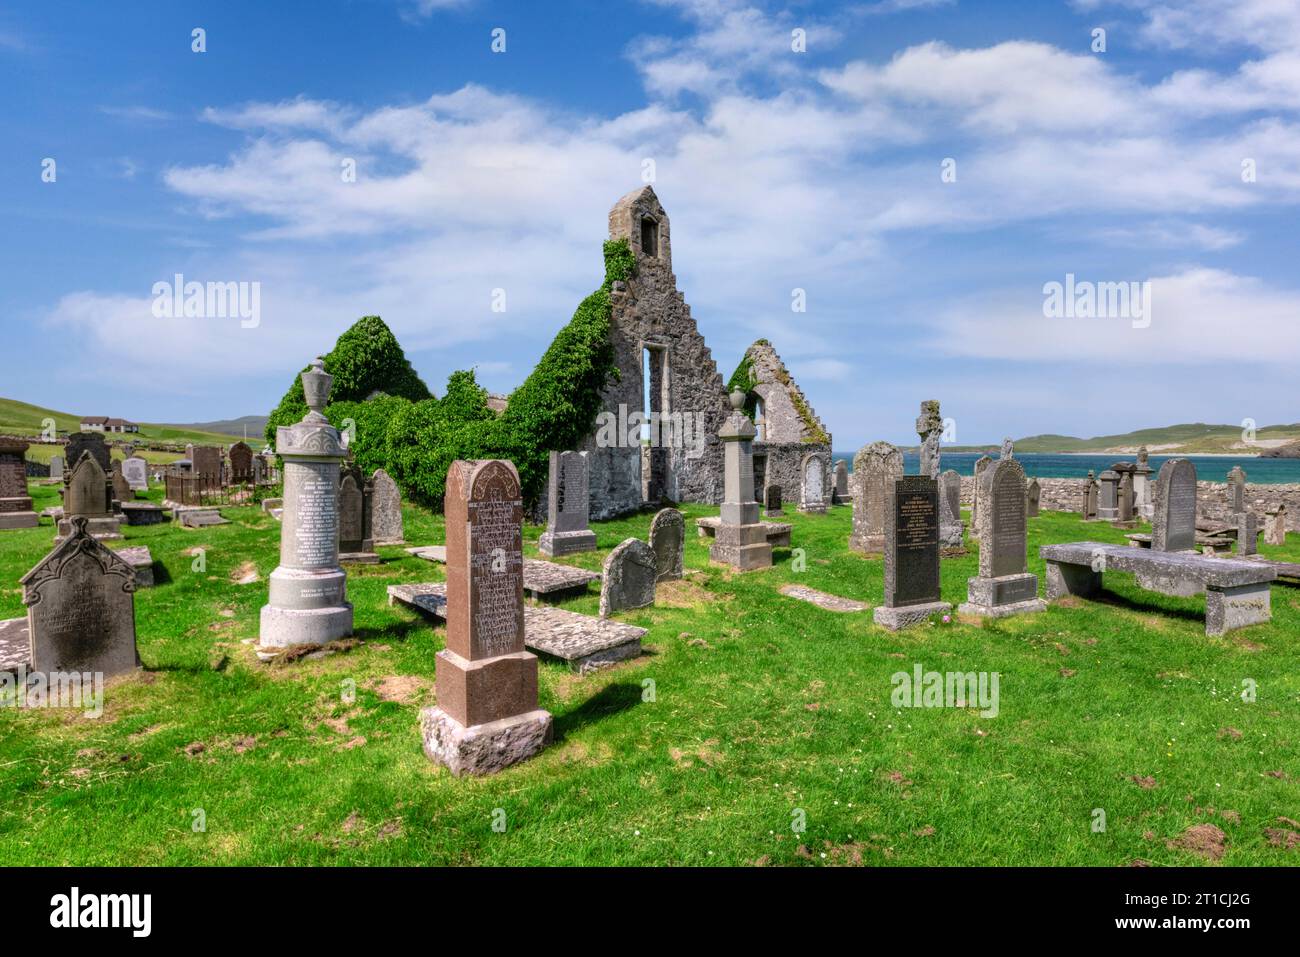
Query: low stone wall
959,476,1300,531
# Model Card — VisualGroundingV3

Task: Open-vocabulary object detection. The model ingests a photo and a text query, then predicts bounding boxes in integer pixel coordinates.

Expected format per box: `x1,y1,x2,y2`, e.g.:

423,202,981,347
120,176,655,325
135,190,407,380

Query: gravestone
799,452,828,514
1083,470,1099,520
337,468,376,562
1151,459,1197,552
111,461,132,504
874,475,951,630
228,442,254,483
959,457,1046,618
916,400,943,479
258,359,354,654
1227,466,1246,515
1026,477,1041,518
709,391,772,570
849,441,903,554
0,437,39,529
764,484,783,517
190,445,222,483
1097,470,1120,521
1237,512,1258,557
833,459,849,504
999,437,1014,460
538,450,597,556
648,507,685,582
600,537,659,616
970,455,993,539
1115,472,1135,527
1265,505,1287,546
420,458,552,776
57,452,122,542
21,516,140,678
370,468,404,545
1133,447,1154,519
122,456,148,493
49,454,64,482
65,432,111,474
938,469,964,549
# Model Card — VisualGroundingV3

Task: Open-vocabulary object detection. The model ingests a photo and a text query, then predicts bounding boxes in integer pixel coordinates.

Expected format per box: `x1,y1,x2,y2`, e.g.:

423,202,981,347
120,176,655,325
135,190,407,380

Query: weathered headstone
420,458,552,776
1097,470,1120,521
849,441,903,554
874,475,951,630
1227,466,1246,515
65,432,111,474
57,452,121,542
833,459,849,504
538,450,597,556
1265,505,1287,546
49,454,64,482
111,461,132,504
337,464,376,562
1237,512,1258,557
709,391,772,570
971,455,993,538
1151,459,1197,552
21,516,140,678
648,507,685,582
122,456,148,493
1083,470,1099,520
959,457,1046,618
228,441,254,483
799,452,828,514
258,359,354,654
916,400,943,479
1026,477,1041,518
0,437,39,529
370,468,404,545
190,445,222,483
1133,446,1154,519
600,537,658,616
764,483,783,517
1115,472,1135,527
938,468,964,549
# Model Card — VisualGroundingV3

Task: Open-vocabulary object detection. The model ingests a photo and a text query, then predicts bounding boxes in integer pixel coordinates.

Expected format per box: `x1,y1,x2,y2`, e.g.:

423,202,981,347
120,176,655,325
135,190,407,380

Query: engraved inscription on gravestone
989,465,1027,579
889,476,940,607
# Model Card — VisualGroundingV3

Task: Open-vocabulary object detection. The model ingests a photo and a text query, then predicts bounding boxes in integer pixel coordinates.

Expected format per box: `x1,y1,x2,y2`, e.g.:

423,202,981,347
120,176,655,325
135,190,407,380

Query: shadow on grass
1087,587,1206,624
354,618,428,645
553,680,643,742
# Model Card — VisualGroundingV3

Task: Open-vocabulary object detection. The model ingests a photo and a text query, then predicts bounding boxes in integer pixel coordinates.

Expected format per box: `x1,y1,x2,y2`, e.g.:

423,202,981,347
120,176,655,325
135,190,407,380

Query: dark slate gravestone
873,475,950,630
422,459,551,776
64,432,111,474
600,537,658,617
0,437,39,529
1097,470,1120,521
958,457,1046,618
538,450,597,556
849,442,902,554
764,484,783,517
228,442,254,483
21,516,140,678
649,507,685,582
370,468,404,545
833,459,849,503
190,446,223,483
49,454,65,482
1152,459,1197,552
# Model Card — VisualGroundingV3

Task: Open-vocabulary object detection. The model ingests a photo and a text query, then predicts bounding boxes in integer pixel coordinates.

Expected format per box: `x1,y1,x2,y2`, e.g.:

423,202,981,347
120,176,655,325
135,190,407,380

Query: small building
80,416,139,434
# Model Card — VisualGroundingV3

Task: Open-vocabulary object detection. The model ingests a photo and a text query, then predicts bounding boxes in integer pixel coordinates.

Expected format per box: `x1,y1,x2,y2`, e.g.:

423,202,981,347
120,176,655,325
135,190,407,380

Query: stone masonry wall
755,441,832,507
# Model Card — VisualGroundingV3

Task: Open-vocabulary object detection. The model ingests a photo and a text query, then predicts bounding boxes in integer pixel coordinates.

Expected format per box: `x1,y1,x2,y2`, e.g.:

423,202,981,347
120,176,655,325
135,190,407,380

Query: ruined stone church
582,186,832,520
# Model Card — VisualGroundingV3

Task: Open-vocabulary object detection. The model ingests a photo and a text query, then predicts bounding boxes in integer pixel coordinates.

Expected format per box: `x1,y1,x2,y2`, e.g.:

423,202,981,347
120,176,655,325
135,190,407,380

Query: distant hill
160,415,269,441
0,396,249,447
937,422,1300,455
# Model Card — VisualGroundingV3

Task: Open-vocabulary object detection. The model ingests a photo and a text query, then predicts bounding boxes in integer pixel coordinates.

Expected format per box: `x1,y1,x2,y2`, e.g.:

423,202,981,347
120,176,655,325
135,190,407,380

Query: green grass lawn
1,479,1297,866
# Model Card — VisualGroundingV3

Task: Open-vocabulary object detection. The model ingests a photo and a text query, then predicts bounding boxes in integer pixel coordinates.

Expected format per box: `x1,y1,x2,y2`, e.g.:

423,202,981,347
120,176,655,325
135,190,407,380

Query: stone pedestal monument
1133,447,1154,519
0,437,39,529
959,457,1047,618
1082,470,1099,520
709,390,772,570
538,450,597,556
874,475,951,630
258,358,354,655
1096,470,1120,521
421,459,552,776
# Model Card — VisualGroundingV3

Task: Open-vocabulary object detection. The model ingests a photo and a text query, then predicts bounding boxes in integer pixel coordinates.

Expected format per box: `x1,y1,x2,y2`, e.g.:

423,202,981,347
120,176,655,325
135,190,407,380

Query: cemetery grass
1,482,1298,866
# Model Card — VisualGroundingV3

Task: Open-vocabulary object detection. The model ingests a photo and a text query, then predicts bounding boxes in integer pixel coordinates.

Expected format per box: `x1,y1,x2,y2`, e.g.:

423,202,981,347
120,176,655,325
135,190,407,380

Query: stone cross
999,437,1014,460
258,358,354,654
539,450,597,556
849,441,903,554
971,455,993,537
915,400,943,479
421,458,552,776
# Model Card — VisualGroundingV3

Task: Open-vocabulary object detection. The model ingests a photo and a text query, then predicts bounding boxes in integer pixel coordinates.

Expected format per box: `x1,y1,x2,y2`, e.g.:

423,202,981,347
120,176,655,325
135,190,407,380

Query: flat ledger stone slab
112,545,156,588
778,584,869,612
405,546,601,600
120,502,170,526
0,617,29,673
389,582,644,673
695,516,792,547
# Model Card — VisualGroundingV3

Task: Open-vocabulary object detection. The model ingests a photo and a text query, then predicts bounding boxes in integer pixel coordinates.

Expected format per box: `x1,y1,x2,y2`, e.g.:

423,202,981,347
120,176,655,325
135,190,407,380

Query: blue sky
2,0,1298,448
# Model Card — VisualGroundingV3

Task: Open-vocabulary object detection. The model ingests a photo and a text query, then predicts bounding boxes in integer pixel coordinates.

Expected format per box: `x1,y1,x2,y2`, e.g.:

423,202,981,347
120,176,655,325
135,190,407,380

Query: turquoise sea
833,451,1300,485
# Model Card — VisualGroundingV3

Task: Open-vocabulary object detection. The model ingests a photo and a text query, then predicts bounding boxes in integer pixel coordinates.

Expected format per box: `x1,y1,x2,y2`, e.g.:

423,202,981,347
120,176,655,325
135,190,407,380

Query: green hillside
0,396,250,448
938,422,1300,455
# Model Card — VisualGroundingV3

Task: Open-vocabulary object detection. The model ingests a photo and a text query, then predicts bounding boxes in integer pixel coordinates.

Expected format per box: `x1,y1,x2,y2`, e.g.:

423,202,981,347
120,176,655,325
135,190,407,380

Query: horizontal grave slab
405,546,600,599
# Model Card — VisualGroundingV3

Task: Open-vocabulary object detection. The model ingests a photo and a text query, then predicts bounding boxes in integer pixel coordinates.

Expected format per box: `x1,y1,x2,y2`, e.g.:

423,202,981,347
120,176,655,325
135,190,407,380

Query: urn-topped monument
257,358,354,655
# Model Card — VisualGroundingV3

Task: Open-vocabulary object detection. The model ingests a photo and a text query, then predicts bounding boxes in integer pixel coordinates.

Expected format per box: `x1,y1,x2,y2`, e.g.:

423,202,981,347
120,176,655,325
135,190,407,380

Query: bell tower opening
640,216,659,258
